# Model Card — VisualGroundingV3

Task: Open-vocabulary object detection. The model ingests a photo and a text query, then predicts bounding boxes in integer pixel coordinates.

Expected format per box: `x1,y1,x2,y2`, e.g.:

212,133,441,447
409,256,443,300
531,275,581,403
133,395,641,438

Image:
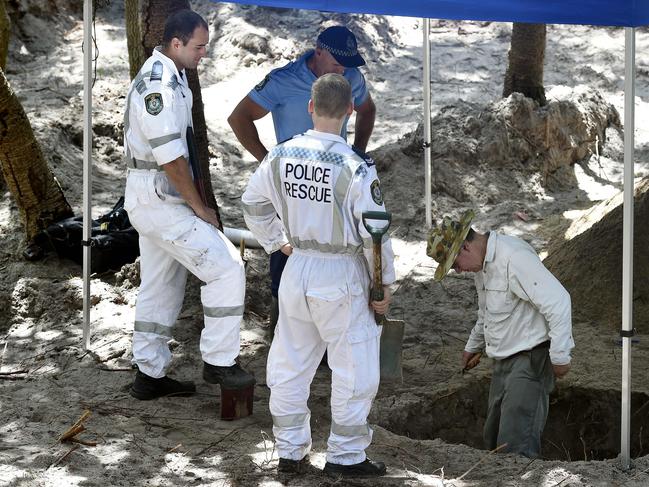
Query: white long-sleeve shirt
241,129,395,285
464,232,574,365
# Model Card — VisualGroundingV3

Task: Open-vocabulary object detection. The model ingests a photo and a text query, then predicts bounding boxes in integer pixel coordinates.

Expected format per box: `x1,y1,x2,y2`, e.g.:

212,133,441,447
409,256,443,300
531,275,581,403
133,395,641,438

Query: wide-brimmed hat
426,210,475,281
316,26,365,68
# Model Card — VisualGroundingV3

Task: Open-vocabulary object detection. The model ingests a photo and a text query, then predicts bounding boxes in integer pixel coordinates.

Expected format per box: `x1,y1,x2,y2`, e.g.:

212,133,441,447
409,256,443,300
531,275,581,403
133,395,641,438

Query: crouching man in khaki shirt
427,210,574,458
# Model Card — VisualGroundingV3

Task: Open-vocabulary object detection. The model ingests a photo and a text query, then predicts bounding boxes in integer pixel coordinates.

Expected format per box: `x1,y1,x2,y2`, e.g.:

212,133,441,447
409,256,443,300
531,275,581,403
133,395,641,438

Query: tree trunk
0,1,8,190
125,0,146,80
0,0,9,72
0,68,73,241
125,0,220,223
503,23,546,106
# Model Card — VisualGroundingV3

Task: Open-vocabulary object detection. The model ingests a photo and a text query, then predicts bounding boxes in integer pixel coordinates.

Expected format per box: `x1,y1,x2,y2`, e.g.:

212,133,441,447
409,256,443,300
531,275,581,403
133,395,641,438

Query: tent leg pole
82,0,93,351
620,26,635,472
423,18,432,229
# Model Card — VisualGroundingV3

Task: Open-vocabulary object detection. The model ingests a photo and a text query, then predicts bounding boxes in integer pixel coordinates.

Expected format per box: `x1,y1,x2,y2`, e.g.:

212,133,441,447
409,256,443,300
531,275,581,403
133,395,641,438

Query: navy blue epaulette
150,61,163,82
352,146,375,167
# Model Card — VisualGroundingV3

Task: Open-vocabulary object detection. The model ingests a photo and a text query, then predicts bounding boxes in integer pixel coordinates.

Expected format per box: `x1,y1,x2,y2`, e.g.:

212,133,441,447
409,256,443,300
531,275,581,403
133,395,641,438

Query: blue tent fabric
218,0,649,27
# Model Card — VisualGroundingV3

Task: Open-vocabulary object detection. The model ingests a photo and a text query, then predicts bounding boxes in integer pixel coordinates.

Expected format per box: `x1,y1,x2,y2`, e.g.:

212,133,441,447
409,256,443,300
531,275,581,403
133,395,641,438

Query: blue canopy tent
80,0,647,469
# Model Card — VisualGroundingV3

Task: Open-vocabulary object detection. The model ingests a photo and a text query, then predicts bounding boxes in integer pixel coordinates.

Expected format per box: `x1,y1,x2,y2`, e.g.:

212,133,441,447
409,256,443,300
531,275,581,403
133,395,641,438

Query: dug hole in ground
1,1,649,485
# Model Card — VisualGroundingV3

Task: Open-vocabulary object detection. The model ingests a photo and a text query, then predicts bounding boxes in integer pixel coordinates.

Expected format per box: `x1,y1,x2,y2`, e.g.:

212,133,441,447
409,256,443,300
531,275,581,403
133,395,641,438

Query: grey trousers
483,345,555,458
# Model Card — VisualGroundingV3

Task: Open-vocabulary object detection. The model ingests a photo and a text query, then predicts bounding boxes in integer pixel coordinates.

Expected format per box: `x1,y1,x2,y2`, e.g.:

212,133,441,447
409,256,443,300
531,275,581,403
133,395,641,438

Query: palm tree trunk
0,68,73,241
125,0,220,222
503,23,547,106
0,0,9,71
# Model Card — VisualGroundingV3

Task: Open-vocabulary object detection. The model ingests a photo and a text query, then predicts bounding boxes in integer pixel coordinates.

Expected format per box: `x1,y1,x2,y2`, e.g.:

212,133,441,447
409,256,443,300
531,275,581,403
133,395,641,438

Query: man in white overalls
242,73,394,478
123,10,254,400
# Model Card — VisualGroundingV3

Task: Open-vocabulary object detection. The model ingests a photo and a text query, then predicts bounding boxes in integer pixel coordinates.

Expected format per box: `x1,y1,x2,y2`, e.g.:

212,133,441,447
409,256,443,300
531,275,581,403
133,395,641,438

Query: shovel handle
362,211,392,238
362,211,391,324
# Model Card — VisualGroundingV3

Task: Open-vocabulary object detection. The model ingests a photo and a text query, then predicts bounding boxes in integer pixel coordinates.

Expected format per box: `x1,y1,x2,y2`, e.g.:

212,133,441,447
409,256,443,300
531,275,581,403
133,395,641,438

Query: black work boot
130,370,196,400
278,455,310,474
323,458,387,478
269,295,279,340
203,362,256,389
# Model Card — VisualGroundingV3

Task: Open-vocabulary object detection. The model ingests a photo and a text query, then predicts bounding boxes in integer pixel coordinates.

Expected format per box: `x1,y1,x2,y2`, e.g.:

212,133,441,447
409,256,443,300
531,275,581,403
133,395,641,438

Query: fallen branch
97,366,133,372
454,443,508,481
441,331,466,343
95,348,127,363
167,443,183,453
0,375,28,381
0,369,27,375
59,410,92,442
49,444,79,469
69,437,98,447
196,429,241,456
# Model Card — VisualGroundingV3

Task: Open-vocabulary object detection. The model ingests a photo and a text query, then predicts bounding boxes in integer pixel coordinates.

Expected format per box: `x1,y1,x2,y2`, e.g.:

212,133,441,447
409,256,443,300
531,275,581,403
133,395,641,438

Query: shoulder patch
370,179,383,205
254,74,270,92
352,145,375,167
145,93,163,115
150,61,163,82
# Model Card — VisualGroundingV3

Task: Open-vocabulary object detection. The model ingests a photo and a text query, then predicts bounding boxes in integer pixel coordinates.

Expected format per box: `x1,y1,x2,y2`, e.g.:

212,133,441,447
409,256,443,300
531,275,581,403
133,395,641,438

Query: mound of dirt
380,86,620,196
544,177,649,332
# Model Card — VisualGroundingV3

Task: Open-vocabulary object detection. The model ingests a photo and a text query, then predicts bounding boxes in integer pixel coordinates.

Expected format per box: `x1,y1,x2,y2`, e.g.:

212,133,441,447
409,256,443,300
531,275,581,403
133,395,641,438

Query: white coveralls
242,130,396,465
123,48,245,379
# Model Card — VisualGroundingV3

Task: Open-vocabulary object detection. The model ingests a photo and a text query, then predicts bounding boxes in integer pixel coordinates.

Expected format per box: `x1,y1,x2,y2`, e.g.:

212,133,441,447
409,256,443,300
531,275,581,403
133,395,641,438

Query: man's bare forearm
352,97,376,152
229,117,268,162
227,97,270,162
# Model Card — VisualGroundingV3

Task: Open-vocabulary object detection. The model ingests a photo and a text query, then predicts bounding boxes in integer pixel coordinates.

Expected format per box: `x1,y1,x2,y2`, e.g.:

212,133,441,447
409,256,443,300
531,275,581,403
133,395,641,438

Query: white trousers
125,172,245,378
267,249,381,465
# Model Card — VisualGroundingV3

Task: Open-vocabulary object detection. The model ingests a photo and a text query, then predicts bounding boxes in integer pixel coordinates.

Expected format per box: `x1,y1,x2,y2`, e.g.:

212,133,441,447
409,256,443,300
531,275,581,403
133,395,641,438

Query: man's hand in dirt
280,243,293,256
462,351,481,371
553,363,571,379
371,285,391,315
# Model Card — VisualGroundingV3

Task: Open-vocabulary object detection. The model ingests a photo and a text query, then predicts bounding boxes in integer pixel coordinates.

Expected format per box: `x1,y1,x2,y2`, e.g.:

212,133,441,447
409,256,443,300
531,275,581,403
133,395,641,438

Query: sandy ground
2,1,649,485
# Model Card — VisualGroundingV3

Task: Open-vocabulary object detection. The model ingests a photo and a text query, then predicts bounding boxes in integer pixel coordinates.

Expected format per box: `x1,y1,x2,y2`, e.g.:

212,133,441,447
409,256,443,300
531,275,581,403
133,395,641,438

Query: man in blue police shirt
228,25,376,336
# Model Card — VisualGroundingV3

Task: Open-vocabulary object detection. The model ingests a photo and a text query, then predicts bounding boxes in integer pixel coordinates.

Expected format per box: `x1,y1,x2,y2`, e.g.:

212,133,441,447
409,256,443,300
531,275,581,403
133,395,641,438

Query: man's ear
308,99,315,114
347,102,354,116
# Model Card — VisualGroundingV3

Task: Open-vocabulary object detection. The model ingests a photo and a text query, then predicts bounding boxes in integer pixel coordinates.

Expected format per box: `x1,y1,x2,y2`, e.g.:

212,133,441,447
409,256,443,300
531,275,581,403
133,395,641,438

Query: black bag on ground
37,197,140,273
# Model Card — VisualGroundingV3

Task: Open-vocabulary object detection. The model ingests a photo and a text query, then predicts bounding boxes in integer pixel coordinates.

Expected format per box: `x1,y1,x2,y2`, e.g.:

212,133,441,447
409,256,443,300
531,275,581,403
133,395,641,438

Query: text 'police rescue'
284,162,332,203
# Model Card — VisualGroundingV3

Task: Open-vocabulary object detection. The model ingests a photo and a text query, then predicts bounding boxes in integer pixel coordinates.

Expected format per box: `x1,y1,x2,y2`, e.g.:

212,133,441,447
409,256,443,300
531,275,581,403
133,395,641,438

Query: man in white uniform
123,10,254,400
228,25,376,338
242,74,394,477
427,211,574,458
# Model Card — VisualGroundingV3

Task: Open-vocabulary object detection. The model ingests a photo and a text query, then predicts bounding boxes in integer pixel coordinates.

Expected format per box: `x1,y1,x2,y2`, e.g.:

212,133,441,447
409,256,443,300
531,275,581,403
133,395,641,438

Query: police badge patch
370,179,383,205
145,93,163,115
254,74,270,92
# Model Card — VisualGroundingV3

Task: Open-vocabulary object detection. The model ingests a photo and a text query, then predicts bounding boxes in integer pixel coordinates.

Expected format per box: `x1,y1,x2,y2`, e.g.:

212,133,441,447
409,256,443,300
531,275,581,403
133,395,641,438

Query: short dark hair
465,228,476,241
162,10,208,47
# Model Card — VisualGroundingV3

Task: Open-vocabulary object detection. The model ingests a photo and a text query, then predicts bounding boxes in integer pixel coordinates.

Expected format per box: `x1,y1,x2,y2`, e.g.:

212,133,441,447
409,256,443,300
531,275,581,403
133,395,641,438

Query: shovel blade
380,318,404,383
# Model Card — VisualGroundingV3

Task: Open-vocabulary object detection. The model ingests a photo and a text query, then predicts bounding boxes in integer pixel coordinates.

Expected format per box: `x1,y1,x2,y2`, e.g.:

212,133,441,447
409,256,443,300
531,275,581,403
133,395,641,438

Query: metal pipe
223,226,262,249
423,18,432,229
82,0,93,351
620,26,635,472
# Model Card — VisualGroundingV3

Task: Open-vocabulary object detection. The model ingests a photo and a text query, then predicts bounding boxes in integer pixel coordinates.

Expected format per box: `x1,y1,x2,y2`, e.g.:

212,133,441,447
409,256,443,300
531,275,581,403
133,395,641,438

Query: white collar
304,129,346,144
152,47,184,81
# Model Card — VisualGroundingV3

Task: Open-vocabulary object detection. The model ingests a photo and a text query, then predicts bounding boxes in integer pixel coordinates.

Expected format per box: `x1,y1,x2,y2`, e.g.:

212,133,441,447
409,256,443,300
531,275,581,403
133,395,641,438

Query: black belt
506,340,550,360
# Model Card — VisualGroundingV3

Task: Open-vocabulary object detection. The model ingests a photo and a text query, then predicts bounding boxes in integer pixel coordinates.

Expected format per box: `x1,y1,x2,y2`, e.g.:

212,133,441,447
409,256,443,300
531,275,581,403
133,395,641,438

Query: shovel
362,211,405,383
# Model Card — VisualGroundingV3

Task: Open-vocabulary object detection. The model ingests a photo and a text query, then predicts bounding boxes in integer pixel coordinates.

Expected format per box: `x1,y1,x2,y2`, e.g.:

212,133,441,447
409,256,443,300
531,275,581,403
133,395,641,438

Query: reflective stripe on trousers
127,179,245,378
267,250,380,464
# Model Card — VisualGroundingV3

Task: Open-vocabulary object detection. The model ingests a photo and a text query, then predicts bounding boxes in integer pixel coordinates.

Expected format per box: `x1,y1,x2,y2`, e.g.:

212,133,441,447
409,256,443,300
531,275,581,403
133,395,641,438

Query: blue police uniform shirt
247,49,369,144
